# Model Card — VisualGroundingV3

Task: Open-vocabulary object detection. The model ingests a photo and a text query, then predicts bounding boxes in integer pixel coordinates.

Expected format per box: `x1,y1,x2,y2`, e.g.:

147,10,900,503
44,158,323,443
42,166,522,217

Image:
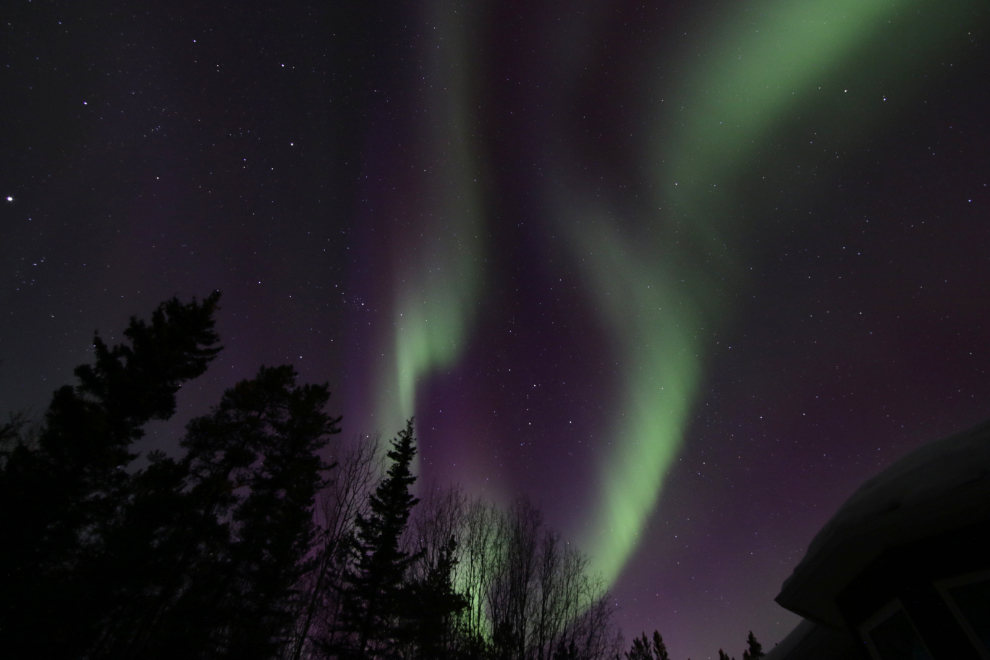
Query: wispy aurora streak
375,1,486,440
566,0,978,587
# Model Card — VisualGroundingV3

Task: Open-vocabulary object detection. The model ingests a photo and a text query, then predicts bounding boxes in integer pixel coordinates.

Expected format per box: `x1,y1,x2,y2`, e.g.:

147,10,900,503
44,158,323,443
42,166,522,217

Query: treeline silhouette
0,294,766,660
621,631,763,660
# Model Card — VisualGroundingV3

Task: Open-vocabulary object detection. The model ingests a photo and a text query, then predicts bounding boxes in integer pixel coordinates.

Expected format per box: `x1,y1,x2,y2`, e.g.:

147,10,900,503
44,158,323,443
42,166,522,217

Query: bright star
5,196,12,202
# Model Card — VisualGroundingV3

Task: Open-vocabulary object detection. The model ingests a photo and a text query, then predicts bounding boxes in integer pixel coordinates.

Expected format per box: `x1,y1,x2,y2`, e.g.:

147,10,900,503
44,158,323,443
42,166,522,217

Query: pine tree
652,631,671,660
0,293,222,659
626,630,670,660
332,419,422,659
742,632,763,660
219,366,340,659
117,365,340,660
718,650,735,660
553,639,579,660
0,294,346,660
407,534,468,659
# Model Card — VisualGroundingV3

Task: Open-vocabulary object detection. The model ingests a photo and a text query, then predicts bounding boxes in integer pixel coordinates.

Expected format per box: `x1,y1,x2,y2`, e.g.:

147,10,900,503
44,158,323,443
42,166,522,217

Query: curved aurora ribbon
372,0,982,592
565,0,981,587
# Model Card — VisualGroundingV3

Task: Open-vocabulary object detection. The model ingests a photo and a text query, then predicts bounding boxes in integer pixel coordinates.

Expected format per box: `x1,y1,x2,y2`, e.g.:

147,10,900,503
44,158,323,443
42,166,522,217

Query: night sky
3,1,990,657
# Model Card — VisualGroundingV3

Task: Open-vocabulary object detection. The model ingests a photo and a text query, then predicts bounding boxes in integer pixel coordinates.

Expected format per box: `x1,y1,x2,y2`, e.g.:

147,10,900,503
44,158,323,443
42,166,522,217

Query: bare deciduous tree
285,433,381,660
444,496,621,660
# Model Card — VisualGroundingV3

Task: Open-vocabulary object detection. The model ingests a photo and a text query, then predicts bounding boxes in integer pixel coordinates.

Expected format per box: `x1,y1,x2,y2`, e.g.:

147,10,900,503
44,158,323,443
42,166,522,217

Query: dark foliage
620,629,766,660
93,365,340,660
625,631,670,660
742,632,763,660
326,419,469,659
405,534,469,659
0,293,222,659
4,294,762,660
0,295,341,660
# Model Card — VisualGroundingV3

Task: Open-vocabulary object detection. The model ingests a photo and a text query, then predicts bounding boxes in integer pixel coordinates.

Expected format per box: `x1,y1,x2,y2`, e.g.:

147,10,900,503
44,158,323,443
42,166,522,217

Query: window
937,569,990,660
860,600,933,660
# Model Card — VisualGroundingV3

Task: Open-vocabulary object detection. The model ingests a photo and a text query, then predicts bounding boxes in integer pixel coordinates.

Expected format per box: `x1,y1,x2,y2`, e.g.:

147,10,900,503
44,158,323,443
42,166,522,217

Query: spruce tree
626,631,670,660
408,534,468,659
742,632,764,660
333,419,422,659
652,631,671,660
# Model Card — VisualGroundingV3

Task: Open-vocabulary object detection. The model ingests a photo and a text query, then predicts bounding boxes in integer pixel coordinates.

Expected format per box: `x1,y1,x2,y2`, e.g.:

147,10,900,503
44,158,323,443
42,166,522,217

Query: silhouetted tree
625,631,670,660
0,410,28,455
288,434,381,660
97,365,340,660
178,365,340,659
330,419,423,658
87,445,203,659
405,485,475,658
0,293,222,659
1,294,347,660
2,294,624,660
455,497,620,660
553,639,580,660
718,649,735,660
406,534,469,659
741,632,763,660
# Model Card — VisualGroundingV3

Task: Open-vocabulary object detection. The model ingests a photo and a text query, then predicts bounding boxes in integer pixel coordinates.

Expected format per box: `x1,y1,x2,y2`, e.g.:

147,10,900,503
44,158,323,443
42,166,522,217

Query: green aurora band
375,1,487,444
563,0,982,587
375,0,982,592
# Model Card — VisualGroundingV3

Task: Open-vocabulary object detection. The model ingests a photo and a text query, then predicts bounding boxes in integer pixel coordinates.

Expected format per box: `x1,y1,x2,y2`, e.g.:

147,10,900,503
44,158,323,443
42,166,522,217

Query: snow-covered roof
776,417,990,628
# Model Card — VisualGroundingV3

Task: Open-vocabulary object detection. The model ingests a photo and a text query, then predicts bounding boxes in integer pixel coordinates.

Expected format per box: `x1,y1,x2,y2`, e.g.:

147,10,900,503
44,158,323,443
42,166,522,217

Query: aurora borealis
567,0,987,592
3,0,990,657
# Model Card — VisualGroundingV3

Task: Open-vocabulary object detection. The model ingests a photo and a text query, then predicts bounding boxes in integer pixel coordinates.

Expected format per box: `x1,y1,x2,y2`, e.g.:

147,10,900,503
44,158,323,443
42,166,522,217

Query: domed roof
776,418,990,627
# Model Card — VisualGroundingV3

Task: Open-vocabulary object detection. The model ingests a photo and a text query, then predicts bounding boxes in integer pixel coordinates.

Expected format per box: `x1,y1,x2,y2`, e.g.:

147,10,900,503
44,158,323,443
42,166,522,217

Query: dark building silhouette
767,419,990,660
